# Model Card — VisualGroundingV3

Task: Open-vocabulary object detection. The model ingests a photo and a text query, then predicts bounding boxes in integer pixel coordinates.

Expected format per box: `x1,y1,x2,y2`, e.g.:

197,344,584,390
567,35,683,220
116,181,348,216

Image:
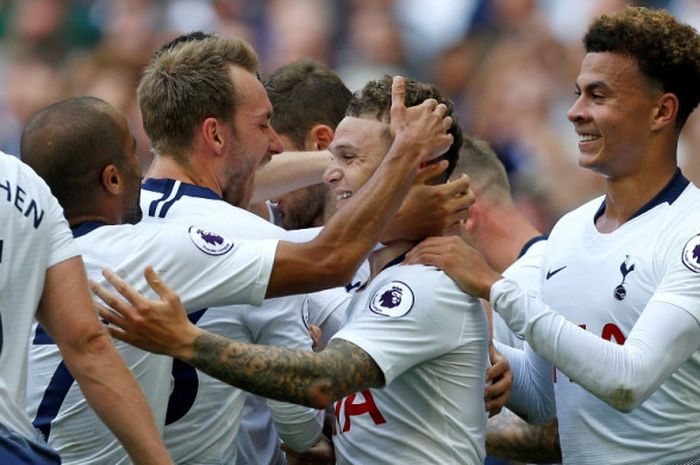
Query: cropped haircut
265,59,352,149
20,97,128,213
137,35,258,160
584,7,700,128
453,136,511,201
346,76,463,182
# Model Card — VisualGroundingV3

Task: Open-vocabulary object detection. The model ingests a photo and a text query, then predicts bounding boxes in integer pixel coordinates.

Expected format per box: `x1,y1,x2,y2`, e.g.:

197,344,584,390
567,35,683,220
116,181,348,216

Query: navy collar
518,234,548,259
593,168,689,223
142,178,222,200
71,221,108,238
381,252,408,272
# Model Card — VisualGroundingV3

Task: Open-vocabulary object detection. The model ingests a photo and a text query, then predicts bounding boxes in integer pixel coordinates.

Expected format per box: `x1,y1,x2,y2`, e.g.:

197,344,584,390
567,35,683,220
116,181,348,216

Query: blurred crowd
1,0,698,231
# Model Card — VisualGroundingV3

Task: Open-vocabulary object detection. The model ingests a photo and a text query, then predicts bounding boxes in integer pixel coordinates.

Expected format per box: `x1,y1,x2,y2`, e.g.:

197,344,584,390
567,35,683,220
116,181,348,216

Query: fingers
90,277,132,315
415,160,448,185
96,300,124,326
390,75,406,120
445,173,471,197
101,268,144,306
144,266,175,301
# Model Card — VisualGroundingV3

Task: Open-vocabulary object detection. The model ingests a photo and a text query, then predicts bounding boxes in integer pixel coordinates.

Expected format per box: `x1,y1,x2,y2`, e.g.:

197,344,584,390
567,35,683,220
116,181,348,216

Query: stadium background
0,0,697,232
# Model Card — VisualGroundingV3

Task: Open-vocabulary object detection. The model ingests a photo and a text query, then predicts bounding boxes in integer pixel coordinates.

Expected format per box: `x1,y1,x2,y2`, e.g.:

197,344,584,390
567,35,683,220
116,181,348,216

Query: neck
68,213,117,228
598,150,678,233
473,205,541,273
148,154,224,197
368,239,416,281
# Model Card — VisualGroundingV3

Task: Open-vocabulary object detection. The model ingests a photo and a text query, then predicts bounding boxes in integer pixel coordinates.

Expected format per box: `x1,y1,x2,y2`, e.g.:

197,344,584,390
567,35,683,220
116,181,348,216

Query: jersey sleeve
22,159,79,267
649,225,700,324
491,277,700,412
44,201,79,268
495,340,556,423
332,266,482,385
95,225,279,311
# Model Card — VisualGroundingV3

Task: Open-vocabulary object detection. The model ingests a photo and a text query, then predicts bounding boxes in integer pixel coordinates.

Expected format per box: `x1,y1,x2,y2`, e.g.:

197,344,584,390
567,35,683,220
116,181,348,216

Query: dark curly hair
346,75,463,182
584,7,700,128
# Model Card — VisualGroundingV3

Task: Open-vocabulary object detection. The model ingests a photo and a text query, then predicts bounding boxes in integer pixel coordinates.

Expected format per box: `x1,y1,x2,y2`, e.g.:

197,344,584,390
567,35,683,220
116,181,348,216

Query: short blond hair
138,35,258,160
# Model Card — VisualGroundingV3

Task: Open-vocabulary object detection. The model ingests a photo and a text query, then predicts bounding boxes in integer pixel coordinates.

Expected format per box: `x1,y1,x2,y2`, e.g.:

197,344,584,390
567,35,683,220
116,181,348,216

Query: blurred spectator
0,0,691,230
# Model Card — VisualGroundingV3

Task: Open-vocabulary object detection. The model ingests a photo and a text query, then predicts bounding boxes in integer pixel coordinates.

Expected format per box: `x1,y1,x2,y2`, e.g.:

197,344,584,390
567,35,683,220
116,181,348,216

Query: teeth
579,134,599,142
336,192,352,200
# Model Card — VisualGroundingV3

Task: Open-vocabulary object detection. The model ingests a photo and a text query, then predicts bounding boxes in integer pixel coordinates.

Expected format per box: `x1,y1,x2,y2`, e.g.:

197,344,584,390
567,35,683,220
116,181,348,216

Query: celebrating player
405,7,700,465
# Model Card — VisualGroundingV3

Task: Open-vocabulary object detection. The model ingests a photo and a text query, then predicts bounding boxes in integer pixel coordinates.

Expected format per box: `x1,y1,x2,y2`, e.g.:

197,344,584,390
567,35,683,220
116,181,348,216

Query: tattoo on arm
188,333,385,408
486,415,561,464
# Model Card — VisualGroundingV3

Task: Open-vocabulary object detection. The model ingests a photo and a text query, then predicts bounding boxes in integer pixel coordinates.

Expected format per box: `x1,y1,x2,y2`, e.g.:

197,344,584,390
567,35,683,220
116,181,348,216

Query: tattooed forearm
486,415,561,464
187,332,385,409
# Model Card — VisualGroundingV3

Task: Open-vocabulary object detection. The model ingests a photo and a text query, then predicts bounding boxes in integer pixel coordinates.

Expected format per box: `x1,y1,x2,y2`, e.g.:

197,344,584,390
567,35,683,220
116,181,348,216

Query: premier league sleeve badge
369,281,415,317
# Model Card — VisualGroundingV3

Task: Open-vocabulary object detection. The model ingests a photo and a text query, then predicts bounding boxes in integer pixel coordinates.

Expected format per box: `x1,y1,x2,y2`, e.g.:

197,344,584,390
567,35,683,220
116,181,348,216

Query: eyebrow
330,142,358,154
576,80,610,93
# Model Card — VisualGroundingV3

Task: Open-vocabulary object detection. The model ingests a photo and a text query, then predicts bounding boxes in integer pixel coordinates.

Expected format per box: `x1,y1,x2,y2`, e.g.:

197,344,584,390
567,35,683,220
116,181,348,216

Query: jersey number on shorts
165,308,208,425
333,390,386,434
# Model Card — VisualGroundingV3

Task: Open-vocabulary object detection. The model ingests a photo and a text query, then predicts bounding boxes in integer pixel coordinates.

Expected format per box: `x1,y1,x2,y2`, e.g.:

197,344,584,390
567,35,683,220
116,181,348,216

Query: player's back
0,153,78,442
542,175,700,464
331,262,488,464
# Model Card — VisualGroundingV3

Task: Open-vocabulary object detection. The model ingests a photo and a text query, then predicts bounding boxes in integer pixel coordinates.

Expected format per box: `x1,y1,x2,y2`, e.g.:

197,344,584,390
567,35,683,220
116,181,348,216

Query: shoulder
370,264,479,316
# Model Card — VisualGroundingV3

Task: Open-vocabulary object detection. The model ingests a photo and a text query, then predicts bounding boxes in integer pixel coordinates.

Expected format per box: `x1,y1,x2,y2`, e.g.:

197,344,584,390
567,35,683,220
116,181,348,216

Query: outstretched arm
406,235,700,412
37,257,171,465
92,267,384,409
264,76,464,297
252,150,332,204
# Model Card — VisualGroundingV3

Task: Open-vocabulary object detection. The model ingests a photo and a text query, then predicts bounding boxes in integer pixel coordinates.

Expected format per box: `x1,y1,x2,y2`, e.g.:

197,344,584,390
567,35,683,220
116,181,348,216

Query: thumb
390,75,406,129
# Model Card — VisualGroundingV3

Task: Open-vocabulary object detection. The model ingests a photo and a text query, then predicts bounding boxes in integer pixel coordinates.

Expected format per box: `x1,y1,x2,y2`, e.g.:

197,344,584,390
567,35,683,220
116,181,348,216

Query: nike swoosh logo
546,266,567,280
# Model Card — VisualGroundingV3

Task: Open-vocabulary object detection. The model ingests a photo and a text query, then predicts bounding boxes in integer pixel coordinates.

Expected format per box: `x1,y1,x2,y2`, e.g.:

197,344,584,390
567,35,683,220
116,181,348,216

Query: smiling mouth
578,134,600,142
336,192,352,200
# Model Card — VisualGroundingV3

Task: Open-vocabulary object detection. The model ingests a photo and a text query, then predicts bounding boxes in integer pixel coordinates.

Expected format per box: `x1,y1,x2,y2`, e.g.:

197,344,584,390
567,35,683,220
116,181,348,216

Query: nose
323,162,341,186
567,95,584,123
268,127,284,155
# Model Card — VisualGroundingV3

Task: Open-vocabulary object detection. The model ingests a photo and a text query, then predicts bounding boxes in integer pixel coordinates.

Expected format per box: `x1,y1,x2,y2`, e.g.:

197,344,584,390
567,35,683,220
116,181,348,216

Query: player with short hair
262,58,352,230
95,75,490,465
405,7,700,464
22,97,286,464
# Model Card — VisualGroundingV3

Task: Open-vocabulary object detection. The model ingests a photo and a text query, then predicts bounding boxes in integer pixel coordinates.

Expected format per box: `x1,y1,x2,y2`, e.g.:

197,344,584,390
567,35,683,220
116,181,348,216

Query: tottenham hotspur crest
613,255,635,301
369,281,414,317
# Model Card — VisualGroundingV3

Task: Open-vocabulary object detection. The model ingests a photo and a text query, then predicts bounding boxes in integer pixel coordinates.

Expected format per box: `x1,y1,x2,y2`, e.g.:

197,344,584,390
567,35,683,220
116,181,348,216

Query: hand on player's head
389,76,453,164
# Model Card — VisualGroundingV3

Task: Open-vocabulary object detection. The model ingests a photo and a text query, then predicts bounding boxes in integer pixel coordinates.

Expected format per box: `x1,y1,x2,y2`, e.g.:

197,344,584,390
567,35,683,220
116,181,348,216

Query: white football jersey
331,261,488,465
141,178,323,463
0,154,78,441
540,172,700,464
494,237,546,349
26,219,278,464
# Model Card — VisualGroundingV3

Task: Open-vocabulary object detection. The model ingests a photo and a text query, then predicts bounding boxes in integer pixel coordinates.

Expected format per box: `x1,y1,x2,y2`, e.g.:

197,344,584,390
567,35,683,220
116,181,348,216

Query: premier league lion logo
378,286,403,308
369,281,414,317
682,233,700,273
188,226,234,256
